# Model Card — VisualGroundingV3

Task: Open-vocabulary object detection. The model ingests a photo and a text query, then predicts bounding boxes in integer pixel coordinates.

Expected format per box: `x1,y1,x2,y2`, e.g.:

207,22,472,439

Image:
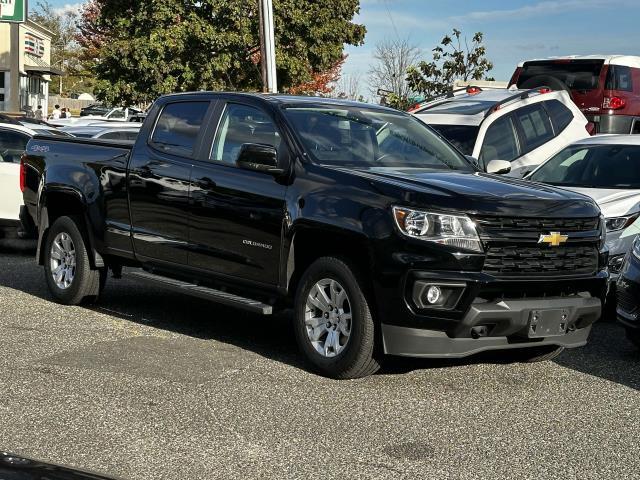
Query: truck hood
339,167,601,217
560,187,640,218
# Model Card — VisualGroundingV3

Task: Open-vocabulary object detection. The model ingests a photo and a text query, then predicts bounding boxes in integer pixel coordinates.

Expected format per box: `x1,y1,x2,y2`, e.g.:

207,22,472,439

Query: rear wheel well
39,192,93,266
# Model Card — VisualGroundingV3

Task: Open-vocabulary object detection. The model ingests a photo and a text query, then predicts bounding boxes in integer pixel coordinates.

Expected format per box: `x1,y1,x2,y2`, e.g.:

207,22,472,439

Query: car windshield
283,106,474,171
529,144,640,189
429,124,480,155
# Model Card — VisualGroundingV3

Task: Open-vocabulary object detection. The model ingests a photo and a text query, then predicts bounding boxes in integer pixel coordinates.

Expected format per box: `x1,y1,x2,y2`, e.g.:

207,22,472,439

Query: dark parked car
79,103,111,117
21,93,607,379
616,238,640,349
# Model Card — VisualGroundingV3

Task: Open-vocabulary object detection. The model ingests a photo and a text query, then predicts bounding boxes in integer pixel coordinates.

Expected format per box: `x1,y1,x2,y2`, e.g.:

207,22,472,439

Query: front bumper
382,295,600,357
616,253,640,330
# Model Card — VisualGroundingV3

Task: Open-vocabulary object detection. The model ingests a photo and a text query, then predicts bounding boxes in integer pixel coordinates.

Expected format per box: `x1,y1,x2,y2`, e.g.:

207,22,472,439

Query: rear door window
513,104,554,153
544,100,574,133
151,101,210,157
479,115,520,163
605,65,633,92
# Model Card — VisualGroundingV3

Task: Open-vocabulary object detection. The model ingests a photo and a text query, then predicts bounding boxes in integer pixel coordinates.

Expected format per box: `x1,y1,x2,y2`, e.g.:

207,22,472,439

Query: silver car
527,135,640,282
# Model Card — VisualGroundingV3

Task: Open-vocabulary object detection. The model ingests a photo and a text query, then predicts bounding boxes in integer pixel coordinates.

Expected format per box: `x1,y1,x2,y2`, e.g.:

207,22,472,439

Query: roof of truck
517,55,640,68
159,91,396,112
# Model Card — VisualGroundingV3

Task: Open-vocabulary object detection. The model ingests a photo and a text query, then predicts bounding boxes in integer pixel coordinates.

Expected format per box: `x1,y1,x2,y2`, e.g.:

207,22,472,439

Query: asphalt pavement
0,249,639,480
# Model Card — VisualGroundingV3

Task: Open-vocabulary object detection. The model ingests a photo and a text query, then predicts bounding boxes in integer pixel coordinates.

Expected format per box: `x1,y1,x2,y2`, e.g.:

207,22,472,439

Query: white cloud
53,2,84,16
448,0,638,24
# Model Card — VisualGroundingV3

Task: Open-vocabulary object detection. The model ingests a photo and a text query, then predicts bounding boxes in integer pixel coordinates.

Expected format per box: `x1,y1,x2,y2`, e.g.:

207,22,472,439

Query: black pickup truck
21,92,608,378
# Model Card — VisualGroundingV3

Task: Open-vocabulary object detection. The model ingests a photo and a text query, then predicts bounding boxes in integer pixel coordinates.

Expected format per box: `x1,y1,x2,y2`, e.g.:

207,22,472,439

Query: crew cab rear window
544,100,574,133
513,104,554,153
151,101,209,156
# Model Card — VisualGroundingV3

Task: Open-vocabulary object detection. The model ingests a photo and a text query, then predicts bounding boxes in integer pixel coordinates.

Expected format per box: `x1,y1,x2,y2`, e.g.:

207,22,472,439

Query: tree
333,72,364,102
30,1,92,95
78,0,366,105
288,56,345,96
406,29,493,98
368,38,420,109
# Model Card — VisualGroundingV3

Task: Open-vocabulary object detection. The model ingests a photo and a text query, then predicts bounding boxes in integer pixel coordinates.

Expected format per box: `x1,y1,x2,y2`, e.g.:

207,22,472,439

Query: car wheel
516,345,565,363
294,257,380,379
626,328,640,349
44,216,103,305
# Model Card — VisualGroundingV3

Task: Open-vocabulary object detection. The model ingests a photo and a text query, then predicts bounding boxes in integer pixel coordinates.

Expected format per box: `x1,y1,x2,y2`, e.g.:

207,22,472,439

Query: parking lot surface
0,250,639,480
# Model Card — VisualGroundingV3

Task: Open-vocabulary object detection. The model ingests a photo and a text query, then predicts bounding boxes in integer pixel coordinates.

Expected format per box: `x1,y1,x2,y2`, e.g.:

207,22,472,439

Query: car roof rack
413,86,484,112
483,86,552,119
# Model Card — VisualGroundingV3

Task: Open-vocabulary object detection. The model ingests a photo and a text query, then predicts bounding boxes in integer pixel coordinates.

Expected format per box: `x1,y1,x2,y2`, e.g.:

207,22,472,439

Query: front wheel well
287,228,375,300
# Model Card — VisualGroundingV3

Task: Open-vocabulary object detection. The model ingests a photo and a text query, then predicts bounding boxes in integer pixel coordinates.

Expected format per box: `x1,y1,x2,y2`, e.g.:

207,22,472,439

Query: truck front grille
483,245,599,277
617,288,638,315
474,216,600,234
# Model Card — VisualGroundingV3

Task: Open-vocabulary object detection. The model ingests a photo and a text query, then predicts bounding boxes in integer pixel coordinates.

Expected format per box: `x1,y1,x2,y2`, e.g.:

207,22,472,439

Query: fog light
609,254,626,274
412,281,466,310
426,286,442,304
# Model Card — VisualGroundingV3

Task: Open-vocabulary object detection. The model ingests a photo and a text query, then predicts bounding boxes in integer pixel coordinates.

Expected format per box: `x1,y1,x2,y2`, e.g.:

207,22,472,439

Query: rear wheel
44,216,104,305
294,257,380,379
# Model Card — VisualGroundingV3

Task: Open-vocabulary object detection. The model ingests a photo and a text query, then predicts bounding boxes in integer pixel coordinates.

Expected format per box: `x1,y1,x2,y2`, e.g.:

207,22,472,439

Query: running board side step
128,270,273,315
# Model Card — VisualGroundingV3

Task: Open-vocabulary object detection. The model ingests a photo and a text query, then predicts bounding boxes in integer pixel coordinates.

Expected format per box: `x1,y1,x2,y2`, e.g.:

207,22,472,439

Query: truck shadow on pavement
1,250,638,387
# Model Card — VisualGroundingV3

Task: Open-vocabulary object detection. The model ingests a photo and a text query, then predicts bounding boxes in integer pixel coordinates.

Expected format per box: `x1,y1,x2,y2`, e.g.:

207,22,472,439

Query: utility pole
258,0,277,93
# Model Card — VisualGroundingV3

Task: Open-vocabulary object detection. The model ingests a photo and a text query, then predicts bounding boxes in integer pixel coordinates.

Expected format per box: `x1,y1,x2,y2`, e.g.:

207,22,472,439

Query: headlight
633,238,640,260
599,214,607,249
393,207,483,252
605,212,640,232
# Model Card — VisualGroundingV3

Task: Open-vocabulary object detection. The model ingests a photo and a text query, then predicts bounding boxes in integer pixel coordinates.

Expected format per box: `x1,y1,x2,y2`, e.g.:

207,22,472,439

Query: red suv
509,55,640,134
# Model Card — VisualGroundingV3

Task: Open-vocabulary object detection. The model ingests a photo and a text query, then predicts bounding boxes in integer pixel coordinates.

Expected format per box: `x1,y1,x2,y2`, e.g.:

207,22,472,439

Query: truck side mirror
486,159,511,175
236,143,284,175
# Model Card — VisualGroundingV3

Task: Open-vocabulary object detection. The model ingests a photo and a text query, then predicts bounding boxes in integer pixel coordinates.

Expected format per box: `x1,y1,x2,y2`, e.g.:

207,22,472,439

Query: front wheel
294,257,380,379
44,216,104,305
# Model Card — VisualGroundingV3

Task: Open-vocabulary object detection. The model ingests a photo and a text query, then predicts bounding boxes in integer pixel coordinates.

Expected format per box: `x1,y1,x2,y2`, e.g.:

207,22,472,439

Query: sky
47,0,640,95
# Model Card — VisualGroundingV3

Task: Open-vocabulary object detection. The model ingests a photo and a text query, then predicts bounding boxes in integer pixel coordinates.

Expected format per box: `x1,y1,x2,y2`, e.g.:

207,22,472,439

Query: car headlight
393,207,483,252
599,214,607,249
605,212,640,232
633,238,640,260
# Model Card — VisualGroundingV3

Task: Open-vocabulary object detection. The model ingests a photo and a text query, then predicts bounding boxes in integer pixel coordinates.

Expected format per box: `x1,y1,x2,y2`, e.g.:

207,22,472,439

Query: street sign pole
258,0,277,93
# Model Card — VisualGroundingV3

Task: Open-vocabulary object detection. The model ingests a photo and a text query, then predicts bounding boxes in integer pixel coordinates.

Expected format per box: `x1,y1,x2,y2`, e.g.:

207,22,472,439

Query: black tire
43,216,103,305
626,328,640,350
294,257,380,379
520,75,570,93
516,345,565,363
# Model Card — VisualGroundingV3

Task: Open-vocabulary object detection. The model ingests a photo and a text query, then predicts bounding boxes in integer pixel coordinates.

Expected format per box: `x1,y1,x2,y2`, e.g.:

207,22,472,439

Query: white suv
411,86,591,177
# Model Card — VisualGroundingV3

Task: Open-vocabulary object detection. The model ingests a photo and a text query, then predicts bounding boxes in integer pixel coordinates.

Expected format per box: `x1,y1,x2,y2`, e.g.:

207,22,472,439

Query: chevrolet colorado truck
21,93,608,379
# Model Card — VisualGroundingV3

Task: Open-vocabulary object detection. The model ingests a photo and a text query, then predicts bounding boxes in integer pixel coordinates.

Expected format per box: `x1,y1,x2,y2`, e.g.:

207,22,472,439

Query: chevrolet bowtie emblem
538,232,568,247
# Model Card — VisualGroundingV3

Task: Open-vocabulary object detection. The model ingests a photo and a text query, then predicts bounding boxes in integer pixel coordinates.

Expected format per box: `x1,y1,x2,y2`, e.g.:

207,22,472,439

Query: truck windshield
517,60,604,90
529,144,640,189
283,107,474,171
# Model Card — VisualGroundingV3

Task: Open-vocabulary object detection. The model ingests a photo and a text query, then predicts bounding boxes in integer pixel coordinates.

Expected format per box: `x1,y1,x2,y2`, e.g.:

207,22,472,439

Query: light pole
258,0,277,93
